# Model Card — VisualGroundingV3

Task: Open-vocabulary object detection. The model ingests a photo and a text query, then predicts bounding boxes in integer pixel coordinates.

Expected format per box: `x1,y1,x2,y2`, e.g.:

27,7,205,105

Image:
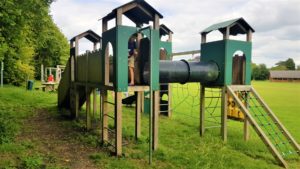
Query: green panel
159,41,172,60
150,29,160,90
225,40,252,85
101,28,117,85
201,40,226,86
76,55,87,82
88,50,102,83
116,25,138,91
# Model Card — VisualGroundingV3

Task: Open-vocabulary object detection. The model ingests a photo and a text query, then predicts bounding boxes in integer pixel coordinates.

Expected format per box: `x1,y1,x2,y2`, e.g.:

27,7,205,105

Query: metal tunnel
143,60,219,84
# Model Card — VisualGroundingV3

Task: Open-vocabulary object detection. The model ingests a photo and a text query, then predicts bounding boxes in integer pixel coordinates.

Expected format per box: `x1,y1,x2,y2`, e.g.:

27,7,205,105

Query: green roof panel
201,17,255,36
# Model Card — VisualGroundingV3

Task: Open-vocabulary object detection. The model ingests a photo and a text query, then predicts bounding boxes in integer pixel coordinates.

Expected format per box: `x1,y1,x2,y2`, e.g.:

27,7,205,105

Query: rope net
170,83,222,128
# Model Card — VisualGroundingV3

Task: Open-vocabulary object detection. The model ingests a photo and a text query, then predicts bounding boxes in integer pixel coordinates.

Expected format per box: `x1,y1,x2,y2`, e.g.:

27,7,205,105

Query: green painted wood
201,39,252,86
150,29,160,91
159,41,172,60
116,26,138,91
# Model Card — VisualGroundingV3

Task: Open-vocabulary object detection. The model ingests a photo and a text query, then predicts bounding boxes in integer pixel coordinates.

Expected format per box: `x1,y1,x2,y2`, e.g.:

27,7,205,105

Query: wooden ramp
227,85,300,168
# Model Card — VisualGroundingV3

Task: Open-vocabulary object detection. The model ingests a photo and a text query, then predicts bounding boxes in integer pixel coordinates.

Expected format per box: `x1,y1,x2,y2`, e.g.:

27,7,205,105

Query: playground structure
41,64,65,83
57,0,300,167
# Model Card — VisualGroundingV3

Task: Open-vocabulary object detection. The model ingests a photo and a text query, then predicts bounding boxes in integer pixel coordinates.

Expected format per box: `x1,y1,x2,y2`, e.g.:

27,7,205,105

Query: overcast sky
50,0,300,67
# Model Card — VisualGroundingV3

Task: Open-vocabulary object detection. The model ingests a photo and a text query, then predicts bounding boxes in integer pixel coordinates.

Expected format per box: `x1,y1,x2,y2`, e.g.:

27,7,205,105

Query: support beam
75,87,79,119
116,8,122,26
135,92,142,140
168,32,173,42
200,85,205,136
93,89,97,122
223,27,230,40
102,19,108,32
221,87,228,142
102,90,108,143
247,30,252,42
244,92,250,141
201,34,206,44
168,84,172,117
40,64,44,82
154,14,160,30
152,91,159,150
115,92,123,156
86,87,91,130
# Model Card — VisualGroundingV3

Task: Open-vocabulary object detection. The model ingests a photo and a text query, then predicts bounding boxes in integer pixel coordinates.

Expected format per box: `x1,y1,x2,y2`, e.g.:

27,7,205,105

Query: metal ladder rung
206,106,221,108
105,114,115,119
160,104,169,106
104,101,115,105
160,110,169,113
205,125,221,129
104,127,115,134
205,97,221,99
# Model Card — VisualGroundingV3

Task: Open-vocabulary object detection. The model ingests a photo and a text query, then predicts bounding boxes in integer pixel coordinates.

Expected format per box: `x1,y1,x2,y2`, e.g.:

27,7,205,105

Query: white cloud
51,0,300,67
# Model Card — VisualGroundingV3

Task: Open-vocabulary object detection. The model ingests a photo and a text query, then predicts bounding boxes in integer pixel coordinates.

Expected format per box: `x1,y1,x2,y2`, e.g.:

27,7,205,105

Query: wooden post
102,90,108,143
135,92,142,140
201,34,206,44
152,91,159,150
75,86,79,119
74,37,79,81
86,87,91,130
102,19,108,32
200,85,205,136
168,84,172,118
41,64,44,82
115,92,122,156
116,8,122,26
221,87,228,142
93,89,97,122
223,27,230,40
141,92,145,113
168,32,173,42
244,92,250,141
154,14,160,30
247,30,252,42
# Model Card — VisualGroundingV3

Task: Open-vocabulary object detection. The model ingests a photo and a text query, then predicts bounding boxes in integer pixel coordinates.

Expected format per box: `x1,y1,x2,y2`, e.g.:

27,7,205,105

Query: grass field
0,81,299,168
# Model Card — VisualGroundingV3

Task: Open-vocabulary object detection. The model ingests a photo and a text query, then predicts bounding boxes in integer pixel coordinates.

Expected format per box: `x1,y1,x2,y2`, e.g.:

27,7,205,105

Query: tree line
0,0,69,86
252,58,300,80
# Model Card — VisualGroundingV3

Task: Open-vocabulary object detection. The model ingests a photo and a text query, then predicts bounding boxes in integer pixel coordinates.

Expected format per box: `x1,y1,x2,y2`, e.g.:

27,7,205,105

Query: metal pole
1,61,3,88
149,28,153,165
41,64,44,82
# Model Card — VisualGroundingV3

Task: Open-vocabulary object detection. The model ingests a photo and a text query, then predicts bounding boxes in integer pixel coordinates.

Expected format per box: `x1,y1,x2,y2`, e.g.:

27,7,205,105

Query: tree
272,58,296,70
252,63,269,80
0,0,69,85
297,65,300,70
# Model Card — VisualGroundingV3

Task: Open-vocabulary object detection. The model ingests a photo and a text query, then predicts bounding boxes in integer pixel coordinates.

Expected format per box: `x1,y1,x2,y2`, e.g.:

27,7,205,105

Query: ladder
159,83,171,116
102,99,117,149
227,85,300,168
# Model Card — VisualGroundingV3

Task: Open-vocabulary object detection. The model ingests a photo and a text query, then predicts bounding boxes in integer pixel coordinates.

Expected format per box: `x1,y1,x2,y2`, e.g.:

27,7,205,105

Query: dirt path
18,108,101,169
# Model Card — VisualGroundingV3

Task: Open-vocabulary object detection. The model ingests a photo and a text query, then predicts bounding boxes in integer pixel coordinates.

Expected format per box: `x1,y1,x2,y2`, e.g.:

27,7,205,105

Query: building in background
269,70,300,82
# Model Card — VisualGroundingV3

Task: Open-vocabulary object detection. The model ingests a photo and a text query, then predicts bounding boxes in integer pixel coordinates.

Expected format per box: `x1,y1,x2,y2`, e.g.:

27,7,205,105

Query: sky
50,0,300,68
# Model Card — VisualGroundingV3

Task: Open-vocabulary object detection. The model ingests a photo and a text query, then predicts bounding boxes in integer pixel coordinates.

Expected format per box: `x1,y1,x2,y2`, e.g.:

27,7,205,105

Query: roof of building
159,24,173,36
102,0,163,26
270,71,300,79
201,17,255,36
70,30,101,43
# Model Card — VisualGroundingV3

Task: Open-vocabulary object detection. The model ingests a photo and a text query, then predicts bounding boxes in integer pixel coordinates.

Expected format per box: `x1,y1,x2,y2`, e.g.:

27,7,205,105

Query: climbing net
171,83,222,127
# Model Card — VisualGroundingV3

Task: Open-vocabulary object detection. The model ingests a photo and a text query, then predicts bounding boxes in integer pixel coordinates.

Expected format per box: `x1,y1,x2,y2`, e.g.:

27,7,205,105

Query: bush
0,112,18,144
20,155,44,169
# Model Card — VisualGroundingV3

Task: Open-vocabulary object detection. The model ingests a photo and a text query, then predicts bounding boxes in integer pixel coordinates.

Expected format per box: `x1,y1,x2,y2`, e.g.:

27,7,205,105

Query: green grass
0,81,299,168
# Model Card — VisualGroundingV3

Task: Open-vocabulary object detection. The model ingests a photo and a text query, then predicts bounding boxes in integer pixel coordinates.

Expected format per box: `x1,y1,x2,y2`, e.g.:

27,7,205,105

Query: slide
57,58,88,110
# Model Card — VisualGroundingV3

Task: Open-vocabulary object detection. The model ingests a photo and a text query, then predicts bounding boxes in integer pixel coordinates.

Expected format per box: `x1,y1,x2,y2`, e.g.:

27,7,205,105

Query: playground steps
227,85,300,168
